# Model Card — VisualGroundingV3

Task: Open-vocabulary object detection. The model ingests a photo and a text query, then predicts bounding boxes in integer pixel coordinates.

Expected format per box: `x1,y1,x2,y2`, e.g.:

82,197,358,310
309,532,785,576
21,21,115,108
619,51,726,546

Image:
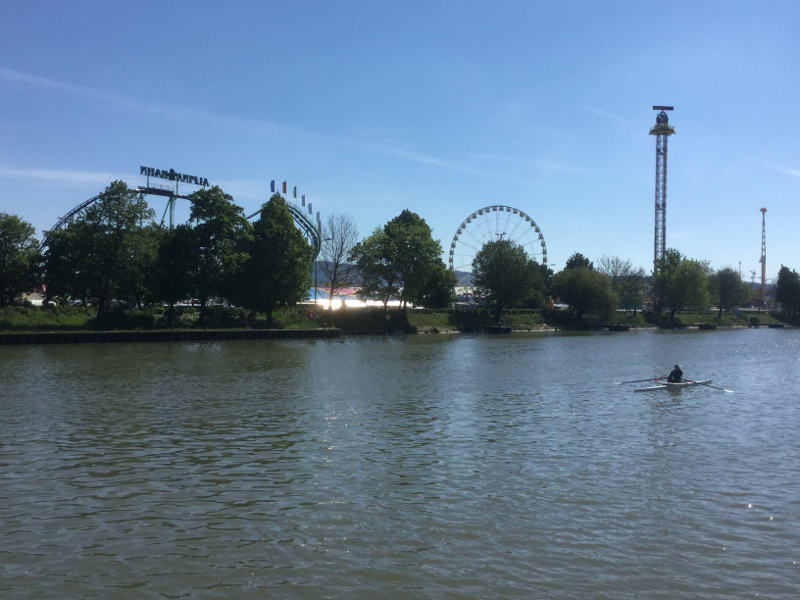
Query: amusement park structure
40,169,323,261
448,205,547,276
650,105,675,271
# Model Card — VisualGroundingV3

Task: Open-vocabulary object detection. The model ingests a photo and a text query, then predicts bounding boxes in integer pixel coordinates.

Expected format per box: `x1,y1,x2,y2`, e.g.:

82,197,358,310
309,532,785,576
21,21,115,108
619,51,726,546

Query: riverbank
0,304,790,343
0,328,340,345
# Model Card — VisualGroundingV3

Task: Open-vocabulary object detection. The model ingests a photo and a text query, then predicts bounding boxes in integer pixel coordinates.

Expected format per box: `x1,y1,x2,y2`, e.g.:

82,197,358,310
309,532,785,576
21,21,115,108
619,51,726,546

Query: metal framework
651,106,675,271
760,207,767,306
41,185,322,261
448,204,547,273
246,202,322,262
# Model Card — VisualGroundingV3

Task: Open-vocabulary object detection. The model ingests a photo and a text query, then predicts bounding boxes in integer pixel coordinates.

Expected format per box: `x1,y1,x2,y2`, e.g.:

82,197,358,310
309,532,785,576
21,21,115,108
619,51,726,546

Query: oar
687,379,734,393
617,376,668,385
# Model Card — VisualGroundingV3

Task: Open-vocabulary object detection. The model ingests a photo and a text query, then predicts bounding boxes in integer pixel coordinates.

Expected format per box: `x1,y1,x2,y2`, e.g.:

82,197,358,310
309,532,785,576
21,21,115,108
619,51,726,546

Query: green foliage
709,267,750,317
417,261,457,308
552,267,617,323
42,181,157,317
652,248,710,319
187,185,251,322
236,194,312,323
472,239,546,321
776,265,800,320
350,210,450,311
0,213,39,307
350,228,398,308
0,305,95,331
151,224,197,324
565,252,594,270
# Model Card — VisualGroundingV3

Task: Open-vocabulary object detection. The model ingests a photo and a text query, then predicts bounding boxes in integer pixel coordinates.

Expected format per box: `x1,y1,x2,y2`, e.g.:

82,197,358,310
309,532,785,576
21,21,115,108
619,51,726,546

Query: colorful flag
270,180,275,193
282,181,287,194
293,186,297,198
301,194,305,206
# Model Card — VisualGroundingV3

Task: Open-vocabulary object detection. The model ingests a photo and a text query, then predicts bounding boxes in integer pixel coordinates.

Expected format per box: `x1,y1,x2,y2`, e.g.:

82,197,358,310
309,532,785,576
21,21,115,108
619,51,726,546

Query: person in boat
667,364,683,383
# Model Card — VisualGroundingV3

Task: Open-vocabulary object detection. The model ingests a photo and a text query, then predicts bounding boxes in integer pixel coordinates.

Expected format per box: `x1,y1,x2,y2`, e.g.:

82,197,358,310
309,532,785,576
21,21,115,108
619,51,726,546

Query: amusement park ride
40,165,324,261
447,205,548,276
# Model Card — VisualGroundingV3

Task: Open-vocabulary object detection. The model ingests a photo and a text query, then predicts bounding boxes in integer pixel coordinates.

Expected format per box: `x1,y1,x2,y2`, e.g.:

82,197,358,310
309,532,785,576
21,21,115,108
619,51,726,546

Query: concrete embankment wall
0,329,341,345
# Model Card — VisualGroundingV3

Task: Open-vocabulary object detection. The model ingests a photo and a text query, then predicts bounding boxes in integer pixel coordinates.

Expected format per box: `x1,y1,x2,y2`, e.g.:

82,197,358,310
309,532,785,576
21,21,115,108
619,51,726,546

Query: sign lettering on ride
140,166,209,187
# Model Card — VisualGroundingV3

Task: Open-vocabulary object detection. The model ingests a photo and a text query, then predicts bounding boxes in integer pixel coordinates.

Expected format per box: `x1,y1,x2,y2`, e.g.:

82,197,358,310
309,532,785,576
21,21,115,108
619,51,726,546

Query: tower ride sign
140,165,209,187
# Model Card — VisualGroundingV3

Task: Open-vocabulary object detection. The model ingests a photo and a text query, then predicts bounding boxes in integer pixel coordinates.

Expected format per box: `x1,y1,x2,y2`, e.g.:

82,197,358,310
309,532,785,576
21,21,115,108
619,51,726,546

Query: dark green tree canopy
350,227,398,309
186,185,251,321
43,180,157,317
652,248,710,319
350,209,451,311
0,213,39,307
472,239,546,320
552,267,617,322
236,193,312,322
776,265,800,319
709,267,750,317
151,224,197,320
565,252,594,270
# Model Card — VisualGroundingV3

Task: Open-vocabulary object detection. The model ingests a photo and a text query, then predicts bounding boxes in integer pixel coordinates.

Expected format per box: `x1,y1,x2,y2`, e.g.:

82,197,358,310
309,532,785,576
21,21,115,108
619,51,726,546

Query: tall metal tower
650,106,675,270
760,207,767,306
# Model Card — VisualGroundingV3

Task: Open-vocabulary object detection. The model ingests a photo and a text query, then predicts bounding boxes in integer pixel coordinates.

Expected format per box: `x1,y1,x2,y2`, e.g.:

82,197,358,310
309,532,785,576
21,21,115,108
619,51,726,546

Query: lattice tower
650,106,675,271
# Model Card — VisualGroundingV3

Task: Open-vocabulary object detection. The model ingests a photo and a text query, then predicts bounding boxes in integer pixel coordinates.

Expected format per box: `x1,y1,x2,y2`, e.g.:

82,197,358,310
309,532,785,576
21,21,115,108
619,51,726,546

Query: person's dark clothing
667,366,683,383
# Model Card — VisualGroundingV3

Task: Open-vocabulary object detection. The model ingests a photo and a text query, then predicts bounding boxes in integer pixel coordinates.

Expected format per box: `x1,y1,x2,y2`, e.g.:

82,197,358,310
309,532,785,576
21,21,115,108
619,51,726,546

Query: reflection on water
1,329,799,598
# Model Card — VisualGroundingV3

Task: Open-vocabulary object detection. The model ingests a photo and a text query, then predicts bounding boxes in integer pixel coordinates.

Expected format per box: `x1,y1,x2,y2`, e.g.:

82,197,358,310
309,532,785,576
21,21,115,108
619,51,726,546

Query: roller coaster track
40,186,322,261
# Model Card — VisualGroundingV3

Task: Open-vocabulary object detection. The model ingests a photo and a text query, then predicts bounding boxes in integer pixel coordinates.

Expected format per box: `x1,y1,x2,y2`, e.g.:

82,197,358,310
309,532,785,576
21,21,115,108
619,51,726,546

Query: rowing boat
634,379,712,392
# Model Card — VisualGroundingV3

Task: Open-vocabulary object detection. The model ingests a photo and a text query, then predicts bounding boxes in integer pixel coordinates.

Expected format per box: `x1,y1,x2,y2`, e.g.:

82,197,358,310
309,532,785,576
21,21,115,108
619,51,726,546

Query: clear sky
2,1,798,280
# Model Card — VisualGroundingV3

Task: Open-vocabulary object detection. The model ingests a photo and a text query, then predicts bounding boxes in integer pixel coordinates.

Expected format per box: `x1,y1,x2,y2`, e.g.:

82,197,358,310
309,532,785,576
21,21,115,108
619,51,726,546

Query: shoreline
0,328,341,345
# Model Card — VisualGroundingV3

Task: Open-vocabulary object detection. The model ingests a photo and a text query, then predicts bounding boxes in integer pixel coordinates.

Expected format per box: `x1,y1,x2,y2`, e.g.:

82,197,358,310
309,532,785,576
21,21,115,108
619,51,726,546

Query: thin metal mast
760,207,767,306
650,106,675,271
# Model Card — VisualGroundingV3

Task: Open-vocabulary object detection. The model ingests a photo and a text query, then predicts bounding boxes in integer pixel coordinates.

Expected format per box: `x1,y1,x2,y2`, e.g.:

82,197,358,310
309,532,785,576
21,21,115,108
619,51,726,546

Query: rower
667,364,683,383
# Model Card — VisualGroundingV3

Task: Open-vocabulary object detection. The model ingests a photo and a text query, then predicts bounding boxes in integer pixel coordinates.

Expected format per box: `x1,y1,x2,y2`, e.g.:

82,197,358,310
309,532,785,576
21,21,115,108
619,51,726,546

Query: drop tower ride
650,106,675,271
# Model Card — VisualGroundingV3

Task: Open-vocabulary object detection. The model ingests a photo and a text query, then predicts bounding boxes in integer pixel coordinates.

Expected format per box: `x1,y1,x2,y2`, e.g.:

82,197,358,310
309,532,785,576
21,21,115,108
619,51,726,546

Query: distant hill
454,270,473,287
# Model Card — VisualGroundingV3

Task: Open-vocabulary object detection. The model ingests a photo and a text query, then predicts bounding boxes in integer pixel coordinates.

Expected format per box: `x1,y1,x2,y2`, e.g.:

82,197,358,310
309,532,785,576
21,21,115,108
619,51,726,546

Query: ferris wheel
448,205,548,273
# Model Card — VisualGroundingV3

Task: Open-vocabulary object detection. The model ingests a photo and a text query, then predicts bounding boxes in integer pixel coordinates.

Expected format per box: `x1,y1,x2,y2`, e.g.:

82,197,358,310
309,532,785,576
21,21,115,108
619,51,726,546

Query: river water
1,328,799,599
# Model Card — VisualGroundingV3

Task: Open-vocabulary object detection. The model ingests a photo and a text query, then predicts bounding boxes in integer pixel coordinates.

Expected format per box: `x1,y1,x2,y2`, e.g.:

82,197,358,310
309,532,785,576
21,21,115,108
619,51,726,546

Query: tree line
2,181,312,324
2,180,799,325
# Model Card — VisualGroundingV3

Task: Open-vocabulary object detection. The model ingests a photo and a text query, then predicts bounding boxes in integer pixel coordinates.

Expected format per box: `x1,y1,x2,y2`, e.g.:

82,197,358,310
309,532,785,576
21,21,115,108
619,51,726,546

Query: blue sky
2,0,798,280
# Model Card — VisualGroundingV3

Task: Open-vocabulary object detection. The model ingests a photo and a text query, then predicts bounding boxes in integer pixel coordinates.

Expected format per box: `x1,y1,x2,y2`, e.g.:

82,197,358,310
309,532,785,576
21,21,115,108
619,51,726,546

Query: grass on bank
0,303,790,334
0,305,324,332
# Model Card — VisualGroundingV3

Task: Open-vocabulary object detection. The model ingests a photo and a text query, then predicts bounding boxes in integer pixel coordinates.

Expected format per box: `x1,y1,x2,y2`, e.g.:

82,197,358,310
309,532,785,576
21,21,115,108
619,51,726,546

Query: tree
0,213,39,307
350,228,398,310
709,267,750,318
472,239,546,321
418,261,457,309
565,252,594,270
652,248,710,319
237,194,312,323
151,224,197,323
383,210,447,311
42,181,156,317
552,267,617,322
598,255,647,315
350,210,449,312
776,265,800,319
319,213,359,308
187,185,251,323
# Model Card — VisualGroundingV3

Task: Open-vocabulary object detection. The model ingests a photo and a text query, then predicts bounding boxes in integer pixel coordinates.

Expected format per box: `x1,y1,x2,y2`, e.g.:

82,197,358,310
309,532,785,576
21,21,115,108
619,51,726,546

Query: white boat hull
634,379,712,392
